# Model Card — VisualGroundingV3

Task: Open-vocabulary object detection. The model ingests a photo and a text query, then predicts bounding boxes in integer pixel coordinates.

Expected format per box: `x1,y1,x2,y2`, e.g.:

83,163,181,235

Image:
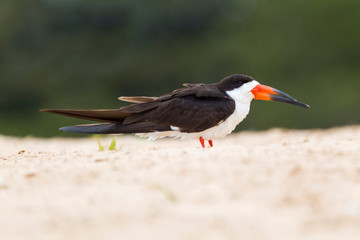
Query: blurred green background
1,0,359,137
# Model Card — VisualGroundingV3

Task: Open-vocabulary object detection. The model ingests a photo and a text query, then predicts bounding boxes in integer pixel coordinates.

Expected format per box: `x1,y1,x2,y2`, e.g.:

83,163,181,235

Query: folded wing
42,83,235,134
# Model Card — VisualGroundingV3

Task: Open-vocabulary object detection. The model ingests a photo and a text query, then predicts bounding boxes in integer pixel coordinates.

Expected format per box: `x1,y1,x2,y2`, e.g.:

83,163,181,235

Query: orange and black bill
251,85,310,109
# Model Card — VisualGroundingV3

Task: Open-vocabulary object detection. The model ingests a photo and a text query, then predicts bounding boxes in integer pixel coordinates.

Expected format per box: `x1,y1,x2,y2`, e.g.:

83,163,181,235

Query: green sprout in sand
93,135,117,151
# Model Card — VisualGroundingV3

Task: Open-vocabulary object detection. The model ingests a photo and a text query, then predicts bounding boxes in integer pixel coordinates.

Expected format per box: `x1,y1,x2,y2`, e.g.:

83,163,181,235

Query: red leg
208,140,213,148
199,137,205,148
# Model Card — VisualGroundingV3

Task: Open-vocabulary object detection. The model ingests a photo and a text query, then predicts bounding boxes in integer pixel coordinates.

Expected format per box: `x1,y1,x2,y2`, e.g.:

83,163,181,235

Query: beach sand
0,126,360,240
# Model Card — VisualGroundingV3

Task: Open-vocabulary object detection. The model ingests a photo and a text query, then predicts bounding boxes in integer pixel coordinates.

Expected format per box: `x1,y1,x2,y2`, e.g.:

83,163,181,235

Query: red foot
199,137,205,148
208,140,213,148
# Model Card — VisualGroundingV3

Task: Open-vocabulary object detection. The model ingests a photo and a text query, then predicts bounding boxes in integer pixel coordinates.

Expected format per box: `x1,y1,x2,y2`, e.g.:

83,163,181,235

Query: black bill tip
270,94,310,109
273,89,310,109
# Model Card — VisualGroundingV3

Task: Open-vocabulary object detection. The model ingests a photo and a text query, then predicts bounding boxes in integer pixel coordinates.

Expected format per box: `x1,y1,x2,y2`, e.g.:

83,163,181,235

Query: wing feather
40,109,129,122
118,96,157,103
123,96,235,132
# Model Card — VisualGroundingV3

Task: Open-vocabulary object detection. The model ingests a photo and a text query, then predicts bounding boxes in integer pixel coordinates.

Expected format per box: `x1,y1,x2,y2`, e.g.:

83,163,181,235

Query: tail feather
40,109,130,122
60,122,171,134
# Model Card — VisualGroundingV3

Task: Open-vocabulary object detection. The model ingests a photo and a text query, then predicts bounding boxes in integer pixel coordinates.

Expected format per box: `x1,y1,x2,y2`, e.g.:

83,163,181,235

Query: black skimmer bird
41,74,309,148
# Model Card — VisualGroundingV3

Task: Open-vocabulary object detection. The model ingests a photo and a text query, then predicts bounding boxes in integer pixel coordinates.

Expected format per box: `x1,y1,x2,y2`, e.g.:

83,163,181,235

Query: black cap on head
217,74,254,92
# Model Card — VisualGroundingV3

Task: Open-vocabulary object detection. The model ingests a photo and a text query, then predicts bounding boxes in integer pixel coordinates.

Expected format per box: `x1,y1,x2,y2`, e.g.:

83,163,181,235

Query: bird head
219,74,310,108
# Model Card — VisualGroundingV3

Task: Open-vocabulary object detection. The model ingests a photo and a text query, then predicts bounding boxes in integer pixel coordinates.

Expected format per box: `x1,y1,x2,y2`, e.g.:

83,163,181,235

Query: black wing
42,83,235,133
122,85,235,133
143,96,235,132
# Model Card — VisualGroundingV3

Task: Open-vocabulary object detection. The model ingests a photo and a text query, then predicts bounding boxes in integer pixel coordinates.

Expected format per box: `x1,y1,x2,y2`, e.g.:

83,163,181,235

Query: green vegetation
94,135,117,151
1,0,359,137
109,137,117,151
94,135,104,151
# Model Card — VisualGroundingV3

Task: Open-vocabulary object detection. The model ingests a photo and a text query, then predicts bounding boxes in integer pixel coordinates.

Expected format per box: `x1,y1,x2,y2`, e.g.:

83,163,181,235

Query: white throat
225,80,259,106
